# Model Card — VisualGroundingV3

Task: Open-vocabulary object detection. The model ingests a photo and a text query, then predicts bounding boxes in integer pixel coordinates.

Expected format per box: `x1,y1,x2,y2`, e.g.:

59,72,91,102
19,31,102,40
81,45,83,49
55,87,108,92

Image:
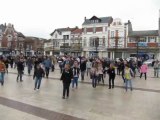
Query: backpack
0,62,5,72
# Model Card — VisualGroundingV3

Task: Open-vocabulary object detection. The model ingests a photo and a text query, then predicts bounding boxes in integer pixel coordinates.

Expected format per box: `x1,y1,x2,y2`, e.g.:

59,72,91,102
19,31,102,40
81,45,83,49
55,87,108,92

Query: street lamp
95,38,99,57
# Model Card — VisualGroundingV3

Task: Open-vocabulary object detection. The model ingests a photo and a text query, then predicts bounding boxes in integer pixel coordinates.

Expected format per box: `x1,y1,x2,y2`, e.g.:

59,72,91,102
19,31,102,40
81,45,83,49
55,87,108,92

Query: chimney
84,17,86,21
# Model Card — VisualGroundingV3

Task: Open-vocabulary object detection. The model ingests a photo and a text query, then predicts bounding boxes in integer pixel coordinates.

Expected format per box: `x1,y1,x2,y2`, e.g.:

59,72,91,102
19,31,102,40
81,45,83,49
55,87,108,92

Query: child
33,64,45,90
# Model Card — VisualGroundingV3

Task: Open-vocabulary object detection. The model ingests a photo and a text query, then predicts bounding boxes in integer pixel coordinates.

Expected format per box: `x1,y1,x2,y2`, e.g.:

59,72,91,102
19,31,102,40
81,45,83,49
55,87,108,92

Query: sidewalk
8,64,160,91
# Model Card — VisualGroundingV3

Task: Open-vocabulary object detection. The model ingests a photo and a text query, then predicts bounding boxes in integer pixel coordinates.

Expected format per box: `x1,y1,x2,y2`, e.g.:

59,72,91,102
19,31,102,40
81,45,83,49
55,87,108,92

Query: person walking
72,61,80,89
33,64,45,90
107,63,116,89
140,63,148,80
17,58,24,82
43,57,52,78
0,58,6,86
60,64,73,99
124,64,134,91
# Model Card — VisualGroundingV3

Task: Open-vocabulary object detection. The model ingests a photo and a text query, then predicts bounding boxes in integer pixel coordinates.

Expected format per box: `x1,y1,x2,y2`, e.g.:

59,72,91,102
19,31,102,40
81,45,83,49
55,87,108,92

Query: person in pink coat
140,63,148,80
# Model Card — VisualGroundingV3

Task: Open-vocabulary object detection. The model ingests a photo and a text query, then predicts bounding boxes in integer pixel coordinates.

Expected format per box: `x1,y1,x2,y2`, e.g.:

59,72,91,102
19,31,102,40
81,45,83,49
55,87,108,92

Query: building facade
0,23,25,55
48,27,77,56
82,16,113,57
24,37,45,56
107,18,128,59
70,28,82,57
126,11,160,60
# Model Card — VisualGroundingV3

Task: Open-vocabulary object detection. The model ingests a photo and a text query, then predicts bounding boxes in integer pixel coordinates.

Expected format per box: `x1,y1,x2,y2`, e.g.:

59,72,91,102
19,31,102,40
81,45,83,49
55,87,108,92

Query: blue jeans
92,76,98,88
35,77,42,89
125,79,132,91
0,72,5,85
72,77,78,88
28,66,32,75
17,70,23,81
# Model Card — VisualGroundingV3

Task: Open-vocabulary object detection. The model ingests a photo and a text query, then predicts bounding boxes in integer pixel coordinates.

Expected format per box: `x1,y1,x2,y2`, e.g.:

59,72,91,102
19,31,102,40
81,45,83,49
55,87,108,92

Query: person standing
154,60,159,78
140,63,148,80
124,64,134,91
17,58,24,82
107,63,116,89
80,58,86,81
97,62,104,84
86,59,92,76
10,57,14,68
90,63,99,88
3,58,9,74
0,58,6,86
33,64,45,90
72,61,80,89
26,57,33,75
60,64,73,99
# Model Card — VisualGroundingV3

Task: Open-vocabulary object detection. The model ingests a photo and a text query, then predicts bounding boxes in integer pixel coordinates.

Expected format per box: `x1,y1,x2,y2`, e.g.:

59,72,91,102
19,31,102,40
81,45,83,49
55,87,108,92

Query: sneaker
34,88,36,90
62,96,65,99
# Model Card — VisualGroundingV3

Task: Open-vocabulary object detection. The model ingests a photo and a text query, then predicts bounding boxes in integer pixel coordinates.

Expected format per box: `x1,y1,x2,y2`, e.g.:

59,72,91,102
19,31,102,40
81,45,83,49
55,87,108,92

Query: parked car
143,59,154,66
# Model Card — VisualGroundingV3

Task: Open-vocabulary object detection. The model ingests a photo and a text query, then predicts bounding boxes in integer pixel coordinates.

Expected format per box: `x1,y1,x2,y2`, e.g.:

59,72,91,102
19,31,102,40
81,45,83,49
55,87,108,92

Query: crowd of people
0,54,160,99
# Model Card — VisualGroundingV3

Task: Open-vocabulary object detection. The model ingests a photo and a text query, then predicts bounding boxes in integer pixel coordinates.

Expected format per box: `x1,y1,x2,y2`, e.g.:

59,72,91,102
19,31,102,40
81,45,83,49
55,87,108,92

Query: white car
143,59,154,66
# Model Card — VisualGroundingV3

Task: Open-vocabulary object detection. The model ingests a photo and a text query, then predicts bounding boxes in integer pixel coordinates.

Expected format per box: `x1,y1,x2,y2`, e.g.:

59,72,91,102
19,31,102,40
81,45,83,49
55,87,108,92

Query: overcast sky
0,0,159,39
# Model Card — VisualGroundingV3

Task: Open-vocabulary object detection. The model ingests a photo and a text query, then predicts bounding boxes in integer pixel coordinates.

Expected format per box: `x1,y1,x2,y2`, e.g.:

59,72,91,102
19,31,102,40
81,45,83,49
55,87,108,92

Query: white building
82,16,113,58
107,18,128,59
49,27,78,55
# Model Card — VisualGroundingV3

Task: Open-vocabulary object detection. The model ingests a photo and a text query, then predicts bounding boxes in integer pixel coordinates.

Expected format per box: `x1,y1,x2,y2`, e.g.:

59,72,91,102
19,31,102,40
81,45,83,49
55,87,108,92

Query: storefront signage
138,42,147,47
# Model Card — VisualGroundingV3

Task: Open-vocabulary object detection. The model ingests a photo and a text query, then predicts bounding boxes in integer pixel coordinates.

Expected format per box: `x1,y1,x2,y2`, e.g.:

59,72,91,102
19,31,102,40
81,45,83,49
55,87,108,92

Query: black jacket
17,61,24,71
60,69,73,83
107,67,116,77
33,68,45,79
80,62,86,71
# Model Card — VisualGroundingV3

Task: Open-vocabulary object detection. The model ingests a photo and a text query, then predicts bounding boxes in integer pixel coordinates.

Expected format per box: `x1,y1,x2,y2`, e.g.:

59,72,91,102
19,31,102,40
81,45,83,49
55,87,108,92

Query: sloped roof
17,32,25,38
82,16,113,25
0,24,6,32
71,28,82,34
129,30,159,37
50,27,77,36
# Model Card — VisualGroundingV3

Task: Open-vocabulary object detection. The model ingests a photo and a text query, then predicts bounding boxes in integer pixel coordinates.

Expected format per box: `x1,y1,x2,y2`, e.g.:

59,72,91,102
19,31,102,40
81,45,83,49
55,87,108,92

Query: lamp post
95,38,99,57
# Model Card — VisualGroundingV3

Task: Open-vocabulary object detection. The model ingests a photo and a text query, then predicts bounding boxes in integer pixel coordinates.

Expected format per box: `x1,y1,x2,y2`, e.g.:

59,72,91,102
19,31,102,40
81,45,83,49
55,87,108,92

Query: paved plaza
0,65,159,120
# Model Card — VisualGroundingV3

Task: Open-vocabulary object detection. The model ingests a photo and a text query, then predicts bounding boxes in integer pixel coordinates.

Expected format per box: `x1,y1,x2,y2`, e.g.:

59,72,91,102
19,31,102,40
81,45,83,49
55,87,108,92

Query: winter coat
140,64,148,73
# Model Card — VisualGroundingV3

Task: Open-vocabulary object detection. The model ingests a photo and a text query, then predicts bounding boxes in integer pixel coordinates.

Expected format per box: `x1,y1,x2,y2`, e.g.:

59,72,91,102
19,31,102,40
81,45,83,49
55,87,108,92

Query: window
102,37,105,46
63,35,69,40
105,27,107,32
148,37,156,42
139,37,147,42
93,27,96,33
111,31,114,38
55,34,57,38
84,28,86,34
83,37,86,46
89,37,99,47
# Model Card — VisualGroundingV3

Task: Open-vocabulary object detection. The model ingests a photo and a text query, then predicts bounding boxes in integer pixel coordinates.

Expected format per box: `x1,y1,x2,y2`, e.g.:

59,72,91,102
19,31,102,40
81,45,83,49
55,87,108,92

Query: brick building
0,23,25,55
